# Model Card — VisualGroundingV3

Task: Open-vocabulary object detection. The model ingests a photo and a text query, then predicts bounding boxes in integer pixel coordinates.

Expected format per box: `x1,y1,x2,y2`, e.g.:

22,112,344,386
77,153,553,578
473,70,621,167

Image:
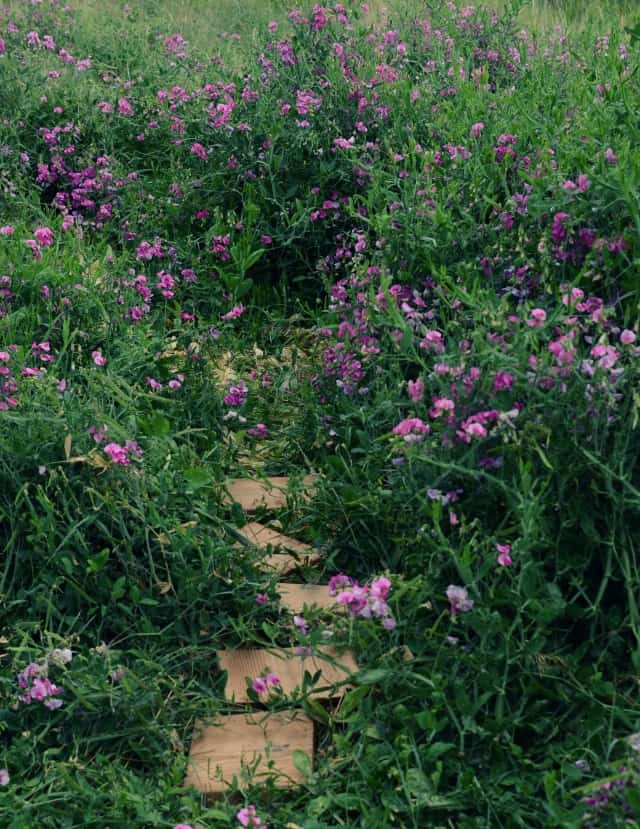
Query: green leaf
86,548,109,574
425,741,456,761
292,749,313,780
111,576,127,600
184,467,212,489
140,414,170,437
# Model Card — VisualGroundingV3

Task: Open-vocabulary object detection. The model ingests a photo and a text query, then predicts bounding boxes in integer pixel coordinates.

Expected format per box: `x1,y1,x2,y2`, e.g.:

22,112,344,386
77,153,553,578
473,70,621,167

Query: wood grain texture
184,711,313,794
217,645,358,702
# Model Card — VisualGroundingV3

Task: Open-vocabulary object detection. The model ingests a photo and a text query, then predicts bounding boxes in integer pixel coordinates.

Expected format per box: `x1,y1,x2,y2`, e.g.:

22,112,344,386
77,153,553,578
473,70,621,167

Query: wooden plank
217,646,358,703
224,475,318,512
184,710,313,794
276,583,338,613
235,522,321,574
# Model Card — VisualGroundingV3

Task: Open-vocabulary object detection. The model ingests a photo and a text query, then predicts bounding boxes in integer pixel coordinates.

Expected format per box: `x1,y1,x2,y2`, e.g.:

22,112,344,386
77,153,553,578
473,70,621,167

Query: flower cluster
104,440,144,466
237,805,267,828
329,574,395,629
17,662,63,710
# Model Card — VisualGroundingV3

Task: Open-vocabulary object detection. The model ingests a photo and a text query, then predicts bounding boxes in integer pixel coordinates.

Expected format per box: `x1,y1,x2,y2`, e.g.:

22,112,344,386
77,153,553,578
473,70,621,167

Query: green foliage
1,1,640,828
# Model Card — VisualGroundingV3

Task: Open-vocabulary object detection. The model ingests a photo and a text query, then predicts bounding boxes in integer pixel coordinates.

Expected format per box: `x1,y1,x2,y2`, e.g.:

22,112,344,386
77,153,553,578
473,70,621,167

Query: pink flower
104,443,129,465
266,672,280,687
255,593,268,605
25,239,42,260
221,304,246,321
0,225,15,235
470,122,484,138
527,308,547,327
0,769,8,786
429,397,455,419
604,147,617,165
407,378,424,402
237,805,266,828
496,543,513,567
293,614,308,634
251,677,267,695
190,142,208,161
91,350,107,366
392,417,430,443
34,227,54,247
620,329,636,345
370,577,391,600
446,585,474,616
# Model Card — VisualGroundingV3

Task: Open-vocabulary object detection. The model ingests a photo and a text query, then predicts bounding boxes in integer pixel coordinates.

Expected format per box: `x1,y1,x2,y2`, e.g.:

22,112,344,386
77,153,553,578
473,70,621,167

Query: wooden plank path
185,473,358,796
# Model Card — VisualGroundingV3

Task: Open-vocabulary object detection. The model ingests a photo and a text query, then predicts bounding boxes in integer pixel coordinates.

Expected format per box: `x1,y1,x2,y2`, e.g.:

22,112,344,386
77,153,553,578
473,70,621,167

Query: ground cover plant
1,0,640,826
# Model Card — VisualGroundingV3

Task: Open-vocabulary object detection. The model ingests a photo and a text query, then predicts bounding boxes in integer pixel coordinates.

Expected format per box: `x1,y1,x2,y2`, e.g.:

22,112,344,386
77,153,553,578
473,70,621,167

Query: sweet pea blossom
407,377,424,402
0,769,8,786
34,226,54,246
237,805,267,828
496,544,513,567
446,585,474,616
620,330,636,345
91,349,107,366
393,417,430,443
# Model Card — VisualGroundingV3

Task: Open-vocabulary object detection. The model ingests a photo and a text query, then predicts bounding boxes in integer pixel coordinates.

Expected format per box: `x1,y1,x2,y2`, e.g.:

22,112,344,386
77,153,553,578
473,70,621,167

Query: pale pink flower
446,585,474,616
91,350,107,366
620,329,636,345
0,769,8,786
237,805,266,828
470,122,484,138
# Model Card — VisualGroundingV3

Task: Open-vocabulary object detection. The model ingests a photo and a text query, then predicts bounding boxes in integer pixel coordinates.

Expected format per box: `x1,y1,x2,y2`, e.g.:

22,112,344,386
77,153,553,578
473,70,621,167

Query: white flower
48,647,73,666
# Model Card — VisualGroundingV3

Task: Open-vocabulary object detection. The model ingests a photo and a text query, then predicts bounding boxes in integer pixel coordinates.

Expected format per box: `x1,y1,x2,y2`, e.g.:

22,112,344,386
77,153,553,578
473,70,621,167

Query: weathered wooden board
184,710,313,794
217,646,358,703
235,522,322,574
224,475,318,512
276,583,338,612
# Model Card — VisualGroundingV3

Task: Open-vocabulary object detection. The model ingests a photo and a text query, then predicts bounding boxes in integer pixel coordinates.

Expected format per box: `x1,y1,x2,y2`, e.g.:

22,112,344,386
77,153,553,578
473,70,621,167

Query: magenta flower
190,142,208,161
470,122,484,138
34,227,54,247
251,677,267,695
266,673,280,688
221,304,246,321
496,544,513,567
91,350,107,366
104,441,143,466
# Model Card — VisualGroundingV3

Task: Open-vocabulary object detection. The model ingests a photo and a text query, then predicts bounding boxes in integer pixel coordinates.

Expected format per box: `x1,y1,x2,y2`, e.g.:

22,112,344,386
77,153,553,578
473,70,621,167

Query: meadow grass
1,1,640,828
